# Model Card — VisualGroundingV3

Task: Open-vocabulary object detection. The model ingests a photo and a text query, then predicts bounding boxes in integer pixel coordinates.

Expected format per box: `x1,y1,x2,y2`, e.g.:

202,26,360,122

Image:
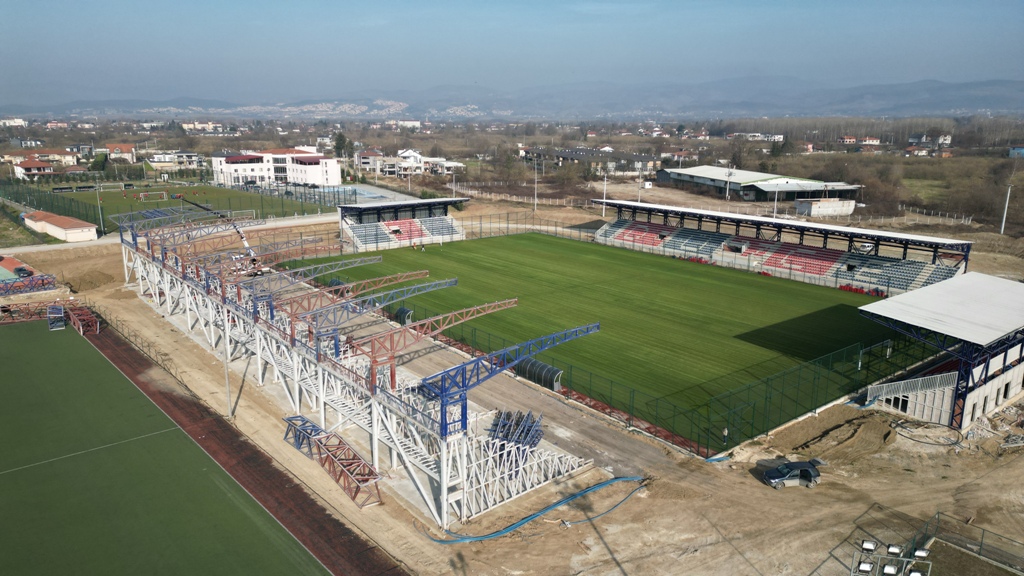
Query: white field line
0,426,179,476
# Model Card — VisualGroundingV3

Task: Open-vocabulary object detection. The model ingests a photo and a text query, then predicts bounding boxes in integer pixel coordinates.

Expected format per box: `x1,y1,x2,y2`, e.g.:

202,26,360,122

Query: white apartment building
212,147,341,187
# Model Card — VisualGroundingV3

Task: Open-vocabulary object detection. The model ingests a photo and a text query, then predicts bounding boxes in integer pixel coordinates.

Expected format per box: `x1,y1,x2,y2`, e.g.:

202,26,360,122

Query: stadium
3,192,1023,574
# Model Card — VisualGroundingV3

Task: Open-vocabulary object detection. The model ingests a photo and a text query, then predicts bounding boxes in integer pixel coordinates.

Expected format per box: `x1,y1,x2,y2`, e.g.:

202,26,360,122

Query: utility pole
602,171,607,218
533,157,538,213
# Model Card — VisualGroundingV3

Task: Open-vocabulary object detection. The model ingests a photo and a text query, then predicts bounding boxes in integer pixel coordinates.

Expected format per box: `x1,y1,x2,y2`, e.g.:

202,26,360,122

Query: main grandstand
593,199,969,296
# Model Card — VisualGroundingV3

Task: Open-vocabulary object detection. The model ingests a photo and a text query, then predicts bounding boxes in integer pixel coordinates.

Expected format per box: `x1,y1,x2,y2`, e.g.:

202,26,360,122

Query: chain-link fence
909,512,1024,573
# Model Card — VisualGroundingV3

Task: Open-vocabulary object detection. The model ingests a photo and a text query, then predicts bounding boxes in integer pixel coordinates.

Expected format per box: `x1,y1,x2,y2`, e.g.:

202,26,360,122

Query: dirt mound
796,415,896,464
68,270,117,292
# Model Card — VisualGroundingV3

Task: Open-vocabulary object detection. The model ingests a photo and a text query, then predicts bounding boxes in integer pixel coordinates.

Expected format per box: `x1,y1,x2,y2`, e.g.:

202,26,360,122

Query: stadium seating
921,264,960,286
347,222,396,248
596,220,629,240
833,254,928,291
383,219,427,241
419,217,462,239
614,221,677,247
663,228,732,257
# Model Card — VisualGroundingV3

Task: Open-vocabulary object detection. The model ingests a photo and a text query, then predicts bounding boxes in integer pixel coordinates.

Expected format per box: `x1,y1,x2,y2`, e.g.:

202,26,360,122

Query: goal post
139,191,168,202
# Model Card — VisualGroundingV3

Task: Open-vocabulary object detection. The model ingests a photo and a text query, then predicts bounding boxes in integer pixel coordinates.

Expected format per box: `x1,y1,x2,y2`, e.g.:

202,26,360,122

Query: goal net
139,191,168,202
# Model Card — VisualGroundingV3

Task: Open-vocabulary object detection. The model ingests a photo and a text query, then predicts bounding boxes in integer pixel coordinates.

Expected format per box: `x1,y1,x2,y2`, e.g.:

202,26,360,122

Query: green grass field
306,234,892,408
61,184,313,221
0,322,328,575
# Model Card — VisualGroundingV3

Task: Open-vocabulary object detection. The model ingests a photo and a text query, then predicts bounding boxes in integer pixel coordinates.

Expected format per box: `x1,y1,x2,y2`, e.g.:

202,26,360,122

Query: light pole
451,169,456,199
1001,184,1014,235
773,189,779,219
94,173,105,235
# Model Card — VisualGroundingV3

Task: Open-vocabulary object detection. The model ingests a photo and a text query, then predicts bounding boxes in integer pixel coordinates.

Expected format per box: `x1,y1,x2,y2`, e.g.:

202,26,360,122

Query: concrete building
794,198,857,217
14,158,56,180
211,147,341,187
23,211,98,242
656,166,861,202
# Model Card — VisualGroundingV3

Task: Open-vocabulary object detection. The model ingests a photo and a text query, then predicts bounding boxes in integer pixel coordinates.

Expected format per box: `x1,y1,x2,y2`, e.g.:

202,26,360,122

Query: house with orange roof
14,157,56,180
23,211,97,242
102,143,136,163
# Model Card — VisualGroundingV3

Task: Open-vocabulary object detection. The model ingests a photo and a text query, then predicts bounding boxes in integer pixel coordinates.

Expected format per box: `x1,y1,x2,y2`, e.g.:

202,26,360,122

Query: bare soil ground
4,209,1024,576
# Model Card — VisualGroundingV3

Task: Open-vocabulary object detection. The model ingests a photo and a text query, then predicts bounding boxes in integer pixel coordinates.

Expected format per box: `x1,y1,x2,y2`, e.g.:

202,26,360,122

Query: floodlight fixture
862,540,878,553
883,565,899,575
908,570,925,576
857,561,874,574
914,548,930,559
887,544,903,555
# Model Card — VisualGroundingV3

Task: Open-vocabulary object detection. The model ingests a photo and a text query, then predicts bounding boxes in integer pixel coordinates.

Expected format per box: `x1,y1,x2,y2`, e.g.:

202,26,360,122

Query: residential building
858,137,881,146
0,117,27,127
838,136,857,145
148,150,203,171
14,157,56,179
65,144,94,157
102,143,136,163
211,147,341,187
10,137,45,148
182,121,223,133
45,121,69,130
27,149,79,166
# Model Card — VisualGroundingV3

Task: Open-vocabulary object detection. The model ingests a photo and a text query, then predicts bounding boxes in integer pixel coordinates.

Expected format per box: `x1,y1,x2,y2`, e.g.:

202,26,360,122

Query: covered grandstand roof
592,200,971,249
663,165,794,185
338,198,470,211
860,273,1024,347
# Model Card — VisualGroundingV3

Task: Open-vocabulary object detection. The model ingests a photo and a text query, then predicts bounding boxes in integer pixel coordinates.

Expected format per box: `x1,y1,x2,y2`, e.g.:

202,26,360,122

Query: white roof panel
860,273,1024,347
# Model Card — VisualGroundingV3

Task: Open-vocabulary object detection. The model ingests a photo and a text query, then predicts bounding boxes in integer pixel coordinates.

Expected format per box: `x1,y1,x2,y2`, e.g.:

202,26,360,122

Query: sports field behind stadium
0,322,327,575
312,233,892,408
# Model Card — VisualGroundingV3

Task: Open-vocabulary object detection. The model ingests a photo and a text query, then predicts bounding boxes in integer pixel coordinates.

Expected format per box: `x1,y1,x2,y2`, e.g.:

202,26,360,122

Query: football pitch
312,233,892,408
63,185,312,221
0,322,328,575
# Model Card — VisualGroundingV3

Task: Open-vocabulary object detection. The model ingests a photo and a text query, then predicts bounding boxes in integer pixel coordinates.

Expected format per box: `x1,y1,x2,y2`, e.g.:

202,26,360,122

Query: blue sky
1,0,1020,105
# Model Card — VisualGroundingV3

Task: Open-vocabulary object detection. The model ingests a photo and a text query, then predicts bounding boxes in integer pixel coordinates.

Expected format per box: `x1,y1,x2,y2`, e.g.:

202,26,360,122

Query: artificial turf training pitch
0,322,327,575
313,233,892,408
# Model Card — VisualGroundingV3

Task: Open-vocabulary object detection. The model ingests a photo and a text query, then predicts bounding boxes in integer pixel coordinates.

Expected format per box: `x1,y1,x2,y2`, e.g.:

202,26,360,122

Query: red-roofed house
23,211,98,242
25,148,80,166
14,157,55,180
103,143,136,163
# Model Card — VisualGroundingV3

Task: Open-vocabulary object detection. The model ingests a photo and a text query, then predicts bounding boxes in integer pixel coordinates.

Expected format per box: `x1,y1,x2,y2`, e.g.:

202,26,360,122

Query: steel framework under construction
112,208,597,529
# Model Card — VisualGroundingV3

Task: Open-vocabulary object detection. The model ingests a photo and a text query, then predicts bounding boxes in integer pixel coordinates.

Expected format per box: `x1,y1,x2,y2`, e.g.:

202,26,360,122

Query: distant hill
2,78,1021,120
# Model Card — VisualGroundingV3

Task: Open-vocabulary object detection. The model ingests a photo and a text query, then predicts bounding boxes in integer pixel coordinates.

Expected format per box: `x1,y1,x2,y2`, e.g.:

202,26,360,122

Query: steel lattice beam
351,298,518,391
236,256,381,296
422,323,600,437
149,218,265,248
299,278,459,337
275,270,430,317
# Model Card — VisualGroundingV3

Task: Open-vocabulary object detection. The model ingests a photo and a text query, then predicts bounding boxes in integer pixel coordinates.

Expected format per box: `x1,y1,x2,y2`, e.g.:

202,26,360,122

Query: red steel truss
312,432,382,508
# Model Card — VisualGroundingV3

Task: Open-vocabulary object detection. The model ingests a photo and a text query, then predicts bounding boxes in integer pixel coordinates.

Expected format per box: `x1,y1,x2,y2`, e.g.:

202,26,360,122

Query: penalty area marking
0,426,180,476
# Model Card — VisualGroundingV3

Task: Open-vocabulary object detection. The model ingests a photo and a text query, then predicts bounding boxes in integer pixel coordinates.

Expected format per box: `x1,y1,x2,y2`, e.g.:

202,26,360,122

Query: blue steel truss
421,323,600,438
282,415,326,457
860,310,1024,428
237,256,381,296
301,278,458,339
0,274,58,297
488,411,544,448
192,238,317,268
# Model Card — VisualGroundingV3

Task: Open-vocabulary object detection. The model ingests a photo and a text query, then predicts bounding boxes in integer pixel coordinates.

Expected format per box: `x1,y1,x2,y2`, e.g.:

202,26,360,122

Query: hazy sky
1,0,1020,105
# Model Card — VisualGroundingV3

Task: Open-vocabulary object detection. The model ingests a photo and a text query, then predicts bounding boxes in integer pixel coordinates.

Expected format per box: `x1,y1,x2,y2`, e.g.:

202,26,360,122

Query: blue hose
422,476,645,544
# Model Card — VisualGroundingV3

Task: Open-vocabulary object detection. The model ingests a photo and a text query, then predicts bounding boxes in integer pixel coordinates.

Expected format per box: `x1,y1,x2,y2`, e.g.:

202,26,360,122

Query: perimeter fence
908,512,1024,573
0,182,350,233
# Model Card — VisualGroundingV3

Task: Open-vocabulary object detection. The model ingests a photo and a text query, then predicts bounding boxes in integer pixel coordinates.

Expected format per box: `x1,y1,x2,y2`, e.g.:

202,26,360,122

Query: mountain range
2,78,1021,120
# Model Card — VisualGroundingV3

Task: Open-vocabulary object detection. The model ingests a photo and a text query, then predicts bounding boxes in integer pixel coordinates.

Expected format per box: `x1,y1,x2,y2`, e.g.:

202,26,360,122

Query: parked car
14,266,33,278
762,458,825,489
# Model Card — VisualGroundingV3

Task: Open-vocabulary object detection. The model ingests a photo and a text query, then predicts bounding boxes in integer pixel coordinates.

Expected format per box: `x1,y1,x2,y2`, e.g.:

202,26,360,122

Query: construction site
2,185,1023,576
